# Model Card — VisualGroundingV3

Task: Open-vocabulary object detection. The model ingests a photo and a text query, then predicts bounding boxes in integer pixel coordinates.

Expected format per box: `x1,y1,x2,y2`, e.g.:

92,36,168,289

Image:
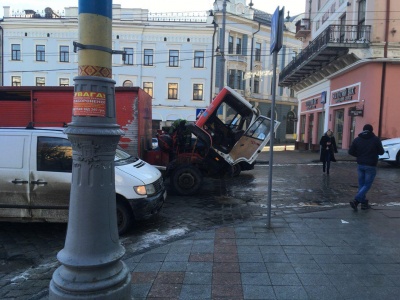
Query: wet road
0,154,399,299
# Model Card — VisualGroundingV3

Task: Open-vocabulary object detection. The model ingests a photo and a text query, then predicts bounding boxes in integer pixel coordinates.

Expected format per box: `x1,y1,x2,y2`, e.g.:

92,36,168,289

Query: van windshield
115,147,139,164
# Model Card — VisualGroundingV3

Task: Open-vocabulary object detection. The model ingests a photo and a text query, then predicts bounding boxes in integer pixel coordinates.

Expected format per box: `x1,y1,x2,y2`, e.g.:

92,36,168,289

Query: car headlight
133,184,156,196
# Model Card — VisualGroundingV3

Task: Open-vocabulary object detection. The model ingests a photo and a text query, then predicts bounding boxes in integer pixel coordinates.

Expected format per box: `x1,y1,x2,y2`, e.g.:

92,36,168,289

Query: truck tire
171,165,203,196
117,200,134,235
232,163,241,177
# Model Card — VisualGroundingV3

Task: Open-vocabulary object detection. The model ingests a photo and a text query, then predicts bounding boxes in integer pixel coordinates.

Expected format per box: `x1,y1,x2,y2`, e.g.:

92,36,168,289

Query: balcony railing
280,24,371,83
226,55,247,64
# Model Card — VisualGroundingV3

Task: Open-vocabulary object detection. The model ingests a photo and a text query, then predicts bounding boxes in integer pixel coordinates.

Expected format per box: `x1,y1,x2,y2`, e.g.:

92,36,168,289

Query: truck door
0,134,31,218
228,116,279,165
29,133,72,221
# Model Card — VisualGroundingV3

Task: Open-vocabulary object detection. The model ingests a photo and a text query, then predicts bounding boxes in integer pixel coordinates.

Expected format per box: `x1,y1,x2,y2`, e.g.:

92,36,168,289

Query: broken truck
151,86,280,196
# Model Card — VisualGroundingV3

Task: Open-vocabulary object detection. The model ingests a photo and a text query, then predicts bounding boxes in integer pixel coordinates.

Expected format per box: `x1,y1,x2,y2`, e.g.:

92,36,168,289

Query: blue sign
270,7,284,54
196,108,206,119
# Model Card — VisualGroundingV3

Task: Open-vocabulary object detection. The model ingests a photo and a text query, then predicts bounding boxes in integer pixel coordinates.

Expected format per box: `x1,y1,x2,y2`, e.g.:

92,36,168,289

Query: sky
1,0,306,18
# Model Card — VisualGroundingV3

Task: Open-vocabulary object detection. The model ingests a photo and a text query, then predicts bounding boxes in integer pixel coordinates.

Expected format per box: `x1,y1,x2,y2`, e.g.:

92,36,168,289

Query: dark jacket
319,134,338,162
348,130,384,166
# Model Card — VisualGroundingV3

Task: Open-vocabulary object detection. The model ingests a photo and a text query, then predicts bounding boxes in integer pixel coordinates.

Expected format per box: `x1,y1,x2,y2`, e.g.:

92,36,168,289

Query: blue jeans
355,165,377,203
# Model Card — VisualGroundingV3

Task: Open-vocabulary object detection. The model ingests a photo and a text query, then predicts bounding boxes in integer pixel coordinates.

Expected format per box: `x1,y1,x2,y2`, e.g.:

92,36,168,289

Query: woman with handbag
319,129,338,174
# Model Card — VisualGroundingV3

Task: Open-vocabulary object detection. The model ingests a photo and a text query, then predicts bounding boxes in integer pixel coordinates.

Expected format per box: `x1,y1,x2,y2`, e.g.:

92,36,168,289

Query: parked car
0,127,166,234
379,137,400,166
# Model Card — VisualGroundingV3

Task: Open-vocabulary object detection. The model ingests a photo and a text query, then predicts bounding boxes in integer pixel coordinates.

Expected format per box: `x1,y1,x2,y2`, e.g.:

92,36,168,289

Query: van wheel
171,165,203,196
117,200,134,235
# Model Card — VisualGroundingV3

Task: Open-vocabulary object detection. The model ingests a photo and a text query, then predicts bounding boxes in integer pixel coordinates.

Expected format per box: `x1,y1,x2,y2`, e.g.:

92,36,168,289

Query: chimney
3,6,10,17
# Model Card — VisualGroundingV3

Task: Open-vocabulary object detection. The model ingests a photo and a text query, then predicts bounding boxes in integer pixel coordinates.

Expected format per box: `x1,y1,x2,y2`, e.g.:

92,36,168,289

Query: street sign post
267,6,284,229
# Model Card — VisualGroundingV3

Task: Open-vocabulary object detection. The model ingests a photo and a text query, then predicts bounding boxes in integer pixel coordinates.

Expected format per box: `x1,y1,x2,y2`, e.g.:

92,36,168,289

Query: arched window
286,111,296,134
123,80,133,87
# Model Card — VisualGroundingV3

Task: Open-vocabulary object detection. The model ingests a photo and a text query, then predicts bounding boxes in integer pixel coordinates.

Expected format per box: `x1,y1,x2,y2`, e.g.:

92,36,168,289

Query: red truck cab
156,86,280,195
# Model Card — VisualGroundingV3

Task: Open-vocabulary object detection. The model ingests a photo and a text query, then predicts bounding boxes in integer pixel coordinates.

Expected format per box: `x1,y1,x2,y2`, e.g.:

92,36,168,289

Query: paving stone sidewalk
127,206,400,299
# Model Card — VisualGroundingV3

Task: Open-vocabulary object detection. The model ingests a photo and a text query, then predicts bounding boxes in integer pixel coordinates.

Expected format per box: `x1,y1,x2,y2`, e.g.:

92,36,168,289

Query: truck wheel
172,165,203,196
232,164,241,177
117,200,134,235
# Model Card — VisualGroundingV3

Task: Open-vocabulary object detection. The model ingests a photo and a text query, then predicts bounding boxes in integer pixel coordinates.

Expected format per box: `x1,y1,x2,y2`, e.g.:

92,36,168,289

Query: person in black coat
348,124,384,210
319,129,338,174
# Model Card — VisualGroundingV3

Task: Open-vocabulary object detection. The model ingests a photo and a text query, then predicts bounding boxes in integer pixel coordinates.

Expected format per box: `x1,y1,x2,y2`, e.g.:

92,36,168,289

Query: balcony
226,55,247,64
295,18,311,39
279,25,371,88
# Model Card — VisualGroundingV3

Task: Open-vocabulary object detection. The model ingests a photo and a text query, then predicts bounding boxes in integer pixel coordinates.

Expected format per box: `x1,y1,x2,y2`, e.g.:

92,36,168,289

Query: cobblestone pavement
0,150,399,299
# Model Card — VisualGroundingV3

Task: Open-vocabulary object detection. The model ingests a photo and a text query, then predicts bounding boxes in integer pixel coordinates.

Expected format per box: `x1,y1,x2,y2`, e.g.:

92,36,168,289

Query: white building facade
1,1,302,142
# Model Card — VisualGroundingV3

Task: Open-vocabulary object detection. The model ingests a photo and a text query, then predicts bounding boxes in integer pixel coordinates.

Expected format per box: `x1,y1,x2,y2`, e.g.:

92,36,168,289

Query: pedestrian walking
319,129,338,174
348,124,384,210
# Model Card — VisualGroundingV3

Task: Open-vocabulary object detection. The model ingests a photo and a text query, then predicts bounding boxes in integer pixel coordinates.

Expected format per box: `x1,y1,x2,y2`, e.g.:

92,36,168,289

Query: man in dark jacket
348,124,384,210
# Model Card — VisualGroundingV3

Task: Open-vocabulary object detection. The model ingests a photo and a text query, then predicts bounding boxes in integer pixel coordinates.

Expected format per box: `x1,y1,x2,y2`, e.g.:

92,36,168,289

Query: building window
123,80,133,87
59,78,69,86
36,77,45,86
36,45,45,61
228,36,234,54
339,14,346,42
290,88,295,98
59,46,69,62
144,49,153,66
228,70,235,88
12,44,21,61
255,43,261,61
236,37,242,55
357,0,366,39
169,50,179,67
168,83,178,99
286,111,296,135
124,48,133,65
193,84,203,100
237,70,244,90
12,76,21,86
143,82,153,97
194,51,204,68
253,75,260,93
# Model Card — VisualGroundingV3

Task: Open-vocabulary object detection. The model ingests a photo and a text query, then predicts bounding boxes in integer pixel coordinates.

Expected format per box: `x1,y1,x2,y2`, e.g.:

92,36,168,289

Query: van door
29,133,72,221
228,116,279,165
0,133,31,218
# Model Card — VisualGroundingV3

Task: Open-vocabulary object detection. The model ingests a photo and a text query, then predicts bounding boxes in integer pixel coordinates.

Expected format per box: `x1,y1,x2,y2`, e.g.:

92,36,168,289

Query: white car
379,137,400,166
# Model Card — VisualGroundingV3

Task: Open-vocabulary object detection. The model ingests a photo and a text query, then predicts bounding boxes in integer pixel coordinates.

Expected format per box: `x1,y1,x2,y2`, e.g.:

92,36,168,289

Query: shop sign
332,86,357,103
305,98,318,110
321,91,327,104
349,106,364,117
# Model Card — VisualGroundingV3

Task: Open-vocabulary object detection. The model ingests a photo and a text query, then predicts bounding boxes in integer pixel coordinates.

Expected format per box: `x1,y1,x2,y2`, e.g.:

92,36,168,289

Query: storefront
296,62,400,150
297,92,326,151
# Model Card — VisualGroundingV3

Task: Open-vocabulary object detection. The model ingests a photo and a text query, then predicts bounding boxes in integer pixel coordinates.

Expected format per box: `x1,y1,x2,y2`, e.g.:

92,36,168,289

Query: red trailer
0,86,153,159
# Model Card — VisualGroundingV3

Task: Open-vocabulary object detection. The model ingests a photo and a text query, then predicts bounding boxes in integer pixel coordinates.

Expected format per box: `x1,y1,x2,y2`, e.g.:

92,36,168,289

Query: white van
0,127,166,234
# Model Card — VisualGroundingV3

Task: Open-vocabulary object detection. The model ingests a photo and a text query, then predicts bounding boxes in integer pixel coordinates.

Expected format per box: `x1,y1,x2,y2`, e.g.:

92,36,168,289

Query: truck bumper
128,189,166,220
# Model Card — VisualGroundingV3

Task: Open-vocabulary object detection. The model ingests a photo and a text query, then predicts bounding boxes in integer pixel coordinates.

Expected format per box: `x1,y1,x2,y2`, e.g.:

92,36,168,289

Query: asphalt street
0,149,399,299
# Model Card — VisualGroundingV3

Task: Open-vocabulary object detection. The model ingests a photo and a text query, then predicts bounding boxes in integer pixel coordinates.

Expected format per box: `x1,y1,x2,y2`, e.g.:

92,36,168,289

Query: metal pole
219,0,227,92
267,51,278,228
49,0,131,298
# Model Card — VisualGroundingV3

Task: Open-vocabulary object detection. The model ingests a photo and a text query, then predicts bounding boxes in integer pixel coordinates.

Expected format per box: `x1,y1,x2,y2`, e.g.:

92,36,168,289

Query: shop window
300,115,306,142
